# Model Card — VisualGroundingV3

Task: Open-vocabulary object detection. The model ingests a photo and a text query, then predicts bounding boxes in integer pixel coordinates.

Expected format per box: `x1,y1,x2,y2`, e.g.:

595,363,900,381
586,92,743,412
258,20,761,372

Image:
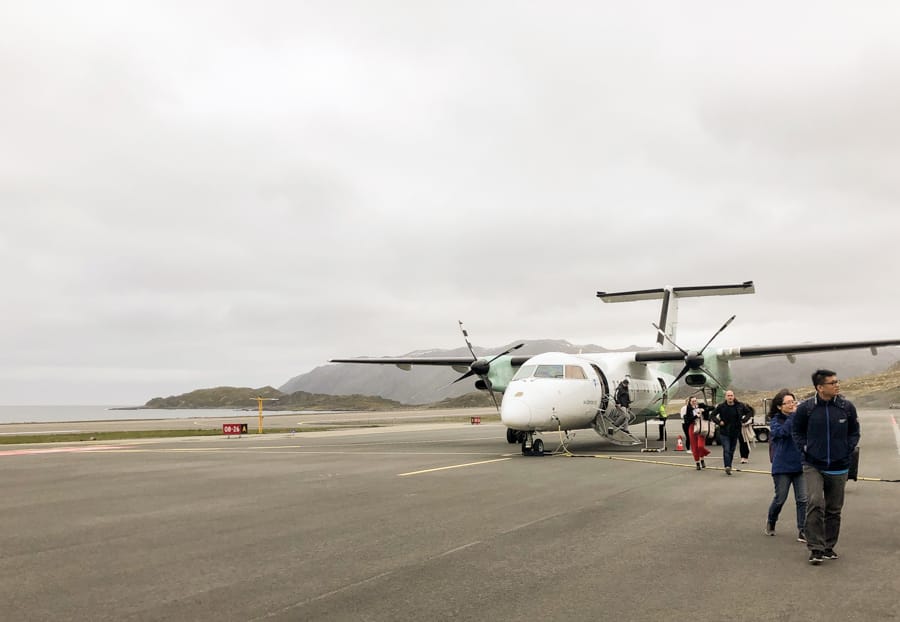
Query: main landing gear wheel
506,428,518,444
532,438,544,455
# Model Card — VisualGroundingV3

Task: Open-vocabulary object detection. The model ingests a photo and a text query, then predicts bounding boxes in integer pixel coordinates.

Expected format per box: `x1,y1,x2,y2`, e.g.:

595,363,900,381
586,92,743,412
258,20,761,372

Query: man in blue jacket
792,369,860,565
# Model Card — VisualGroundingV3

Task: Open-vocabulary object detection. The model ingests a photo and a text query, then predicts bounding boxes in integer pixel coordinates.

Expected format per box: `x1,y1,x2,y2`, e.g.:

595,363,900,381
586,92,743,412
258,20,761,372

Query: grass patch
0,426,371,445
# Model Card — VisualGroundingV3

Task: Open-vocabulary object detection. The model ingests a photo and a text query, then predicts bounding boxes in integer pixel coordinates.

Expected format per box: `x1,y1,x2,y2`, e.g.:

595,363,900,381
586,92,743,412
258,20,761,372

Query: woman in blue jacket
765,389,808,542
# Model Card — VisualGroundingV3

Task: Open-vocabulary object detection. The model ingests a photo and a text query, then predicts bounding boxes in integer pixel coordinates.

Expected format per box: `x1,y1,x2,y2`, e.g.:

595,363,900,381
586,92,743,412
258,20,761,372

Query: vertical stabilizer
596,281,754,349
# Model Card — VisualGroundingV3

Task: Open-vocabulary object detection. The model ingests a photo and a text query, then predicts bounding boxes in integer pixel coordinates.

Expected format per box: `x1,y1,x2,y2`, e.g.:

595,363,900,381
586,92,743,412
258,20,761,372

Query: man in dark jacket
711,390,752,475
792,369,860,565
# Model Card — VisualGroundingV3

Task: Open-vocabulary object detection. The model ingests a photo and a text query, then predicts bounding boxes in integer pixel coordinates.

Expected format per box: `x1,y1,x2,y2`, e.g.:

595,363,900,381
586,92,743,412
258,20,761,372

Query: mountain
282,339,900,404
144,386,404,411
280,339,616,403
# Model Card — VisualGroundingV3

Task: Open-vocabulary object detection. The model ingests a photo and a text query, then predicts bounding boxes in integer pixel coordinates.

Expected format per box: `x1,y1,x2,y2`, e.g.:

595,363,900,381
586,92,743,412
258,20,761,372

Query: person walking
679,397,692,453
792,369,860,565
765,389,807,542
739,405,756,463
685,398,710,470
610,378,632,433
711,390,752,475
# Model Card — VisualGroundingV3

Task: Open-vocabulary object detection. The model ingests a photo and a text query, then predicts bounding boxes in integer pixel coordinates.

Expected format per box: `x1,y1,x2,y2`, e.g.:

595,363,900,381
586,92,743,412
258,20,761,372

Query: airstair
595,405,641,445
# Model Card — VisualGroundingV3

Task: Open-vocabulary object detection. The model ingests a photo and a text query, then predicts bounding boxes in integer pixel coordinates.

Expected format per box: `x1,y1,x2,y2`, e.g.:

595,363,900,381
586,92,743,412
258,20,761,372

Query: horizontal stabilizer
596,281,754,302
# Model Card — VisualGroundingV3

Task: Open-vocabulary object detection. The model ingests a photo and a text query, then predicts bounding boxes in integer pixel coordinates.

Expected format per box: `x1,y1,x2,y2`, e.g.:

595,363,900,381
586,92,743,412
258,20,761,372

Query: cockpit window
514,364,588,380
534,365,565,378
512,365,536,380
565,365,587,379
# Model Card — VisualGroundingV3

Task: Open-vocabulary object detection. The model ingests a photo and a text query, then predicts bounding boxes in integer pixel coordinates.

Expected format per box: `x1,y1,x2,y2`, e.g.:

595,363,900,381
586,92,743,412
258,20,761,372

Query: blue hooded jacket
769,412,803,474
792,394,860,471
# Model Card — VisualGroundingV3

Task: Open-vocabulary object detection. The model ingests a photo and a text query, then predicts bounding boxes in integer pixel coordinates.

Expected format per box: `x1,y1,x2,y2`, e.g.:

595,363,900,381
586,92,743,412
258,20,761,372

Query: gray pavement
1,410,898,621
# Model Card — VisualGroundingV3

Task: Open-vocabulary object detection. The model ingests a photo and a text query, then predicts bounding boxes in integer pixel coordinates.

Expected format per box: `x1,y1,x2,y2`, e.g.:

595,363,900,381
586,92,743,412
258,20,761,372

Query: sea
0,405,266,425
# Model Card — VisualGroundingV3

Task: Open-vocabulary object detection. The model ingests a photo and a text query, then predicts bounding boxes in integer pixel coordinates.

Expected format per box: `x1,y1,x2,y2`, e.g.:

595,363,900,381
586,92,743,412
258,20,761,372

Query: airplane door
589,364,610,413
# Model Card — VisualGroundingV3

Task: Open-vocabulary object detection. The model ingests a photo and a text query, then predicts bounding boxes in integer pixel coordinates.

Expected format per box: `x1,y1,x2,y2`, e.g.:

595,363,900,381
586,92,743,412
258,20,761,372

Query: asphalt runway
1,410,899,621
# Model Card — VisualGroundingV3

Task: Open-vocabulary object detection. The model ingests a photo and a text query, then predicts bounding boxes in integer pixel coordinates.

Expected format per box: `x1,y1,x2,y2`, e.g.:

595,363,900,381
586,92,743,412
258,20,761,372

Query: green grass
0,427,363,445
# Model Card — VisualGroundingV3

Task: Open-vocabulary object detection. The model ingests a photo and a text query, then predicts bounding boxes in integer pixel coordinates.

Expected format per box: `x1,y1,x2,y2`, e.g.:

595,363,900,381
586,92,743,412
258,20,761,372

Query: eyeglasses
781,401,796,406
820,380,840,386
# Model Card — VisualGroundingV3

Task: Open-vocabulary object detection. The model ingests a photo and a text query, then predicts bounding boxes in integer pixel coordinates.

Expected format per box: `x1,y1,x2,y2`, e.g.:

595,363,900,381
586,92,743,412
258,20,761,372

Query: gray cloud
1,1,898,404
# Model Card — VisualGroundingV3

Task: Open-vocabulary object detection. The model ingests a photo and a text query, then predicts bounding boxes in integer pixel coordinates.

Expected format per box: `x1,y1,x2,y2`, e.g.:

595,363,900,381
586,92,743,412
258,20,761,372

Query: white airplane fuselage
499,351,674,434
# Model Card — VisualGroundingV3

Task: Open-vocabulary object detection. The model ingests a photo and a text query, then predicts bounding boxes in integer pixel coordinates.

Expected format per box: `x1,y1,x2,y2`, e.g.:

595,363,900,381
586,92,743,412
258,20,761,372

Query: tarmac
1,409,898,621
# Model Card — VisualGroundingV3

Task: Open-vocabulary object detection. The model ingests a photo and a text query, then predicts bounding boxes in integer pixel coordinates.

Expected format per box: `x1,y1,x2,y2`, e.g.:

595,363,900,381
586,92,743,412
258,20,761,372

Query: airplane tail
596,281,755,349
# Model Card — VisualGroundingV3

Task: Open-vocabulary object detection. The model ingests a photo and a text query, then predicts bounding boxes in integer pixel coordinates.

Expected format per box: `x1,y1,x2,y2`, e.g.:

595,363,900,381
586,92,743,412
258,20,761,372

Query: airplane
331,281,900,456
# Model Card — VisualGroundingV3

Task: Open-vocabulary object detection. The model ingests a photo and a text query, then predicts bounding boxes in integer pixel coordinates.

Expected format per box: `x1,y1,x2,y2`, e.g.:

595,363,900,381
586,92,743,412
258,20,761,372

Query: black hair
769,388,796,416
811,369,837,388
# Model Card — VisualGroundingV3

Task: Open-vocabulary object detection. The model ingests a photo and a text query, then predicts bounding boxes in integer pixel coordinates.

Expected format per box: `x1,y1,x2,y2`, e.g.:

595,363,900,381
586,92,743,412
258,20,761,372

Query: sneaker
822,549,839,560
725,466,732,475
764,522,776,536
797,530,807,543
740,458,748,463
808,551,823,565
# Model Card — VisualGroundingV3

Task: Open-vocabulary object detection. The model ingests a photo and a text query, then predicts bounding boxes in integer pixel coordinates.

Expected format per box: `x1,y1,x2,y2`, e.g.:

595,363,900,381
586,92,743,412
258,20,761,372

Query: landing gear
506,428,518,444
519,432,544,456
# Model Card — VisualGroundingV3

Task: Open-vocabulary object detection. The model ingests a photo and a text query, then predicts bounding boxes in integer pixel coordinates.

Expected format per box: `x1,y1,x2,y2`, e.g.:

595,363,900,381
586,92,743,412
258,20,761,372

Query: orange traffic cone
675,435,685,451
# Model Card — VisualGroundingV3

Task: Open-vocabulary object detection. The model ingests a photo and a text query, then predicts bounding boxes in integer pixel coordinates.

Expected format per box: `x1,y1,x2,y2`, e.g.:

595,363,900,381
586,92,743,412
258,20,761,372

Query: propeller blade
699,366,727,389
652,323,688,355
665,365,691,392
458,320,478,361
485,380,502,413
697,315,736,355
451,369,476,384
486,342,524,365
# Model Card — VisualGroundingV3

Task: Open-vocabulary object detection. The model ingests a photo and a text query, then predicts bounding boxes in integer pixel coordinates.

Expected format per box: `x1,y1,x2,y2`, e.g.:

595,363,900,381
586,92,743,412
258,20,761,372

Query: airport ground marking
893,415,900,457
0,445,125,457
398,457,511,477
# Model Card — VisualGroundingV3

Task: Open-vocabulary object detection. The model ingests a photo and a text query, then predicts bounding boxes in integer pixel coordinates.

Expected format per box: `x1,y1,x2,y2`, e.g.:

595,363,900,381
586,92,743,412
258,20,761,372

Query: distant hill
144,386,404,411
282,339,617,403
724,360,900,411
283,339,900,404
146,361,900,412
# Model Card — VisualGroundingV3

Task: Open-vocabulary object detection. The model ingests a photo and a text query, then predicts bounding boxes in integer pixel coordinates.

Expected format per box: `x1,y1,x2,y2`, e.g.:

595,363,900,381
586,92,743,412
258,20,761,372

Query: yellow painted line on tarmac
398,457,511,477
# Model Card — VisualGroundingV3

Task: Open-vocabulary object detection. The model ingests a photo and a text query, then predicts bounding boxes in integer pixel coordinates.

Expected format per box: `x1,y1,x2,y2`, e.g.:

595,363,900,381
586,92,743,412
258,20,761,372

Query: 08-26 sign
222,423,248,435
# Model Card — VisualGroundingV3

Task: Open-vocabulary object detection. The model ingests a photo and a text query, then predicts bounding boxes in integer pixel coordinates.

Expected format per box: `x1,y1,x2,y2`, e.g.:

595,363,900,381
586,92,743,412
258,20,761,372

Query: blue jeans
767,472,808,530
720,435,737,468
803,465,848,552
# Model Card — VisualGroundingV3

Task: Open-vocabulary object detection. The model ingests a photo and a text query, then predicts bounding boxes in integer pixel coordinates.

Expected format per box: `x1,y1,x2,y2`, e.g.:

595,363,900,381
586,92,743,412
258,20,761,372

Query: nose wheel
520,433,544,456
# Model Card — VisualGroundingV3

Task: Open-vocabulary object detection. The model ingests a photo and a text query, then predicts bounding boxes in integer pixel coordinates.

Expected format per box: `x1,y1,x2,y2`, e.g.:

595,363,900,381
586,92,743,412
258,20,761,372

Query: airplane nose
501,398,531,429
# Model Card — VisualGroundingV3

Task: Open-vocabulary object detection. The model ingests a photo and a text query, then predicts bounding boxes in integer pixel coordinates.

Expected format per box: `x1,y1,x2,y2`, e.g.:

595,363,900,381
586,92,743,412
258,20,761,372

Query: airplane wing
329,356,533,372
633,339,900,363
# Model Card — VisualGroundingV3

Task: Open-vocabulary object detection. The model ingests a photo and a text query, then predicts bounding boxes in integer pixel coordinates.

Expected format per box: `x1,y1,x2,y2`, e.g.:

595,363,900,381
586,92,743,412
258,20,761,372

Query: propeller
652,315,735,392
452,321,524,412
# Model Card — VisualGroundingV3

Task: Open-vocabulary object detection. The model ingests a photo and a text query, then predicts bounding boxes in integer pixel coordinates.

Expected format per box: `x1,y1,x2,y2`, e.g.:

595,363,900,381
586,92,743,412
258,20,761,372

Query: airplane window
534,365,565,378
565,365,587,379
512,365,536,380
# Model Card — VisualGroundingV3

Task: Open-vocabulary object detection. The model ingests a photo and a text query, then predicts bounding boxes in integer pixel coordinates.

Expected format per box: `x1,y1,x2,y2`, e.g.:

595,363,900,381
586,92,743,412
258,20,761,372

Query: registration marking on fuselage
398,457,511,477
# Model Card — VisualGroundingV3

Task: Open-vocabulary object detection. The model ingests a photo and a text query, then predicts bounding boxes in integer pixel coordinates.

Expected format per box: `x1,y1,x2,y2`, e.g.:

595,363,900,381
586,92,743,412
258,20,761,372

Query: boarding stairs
595,405,641,446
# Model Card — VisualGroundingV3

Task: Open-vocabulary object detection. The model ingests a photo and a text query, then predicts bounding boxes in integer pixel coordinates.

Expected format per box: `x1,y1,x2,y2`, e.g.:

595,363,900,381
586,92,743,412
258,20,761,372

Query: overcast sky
2,1,899,405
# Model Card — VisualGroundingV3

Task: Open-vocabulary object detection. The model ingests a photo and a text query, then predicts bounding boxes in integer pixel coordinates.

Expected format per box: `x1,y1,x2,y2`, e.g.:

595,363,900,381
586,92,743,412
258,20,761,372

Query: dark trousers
767,472,808,531
803,465,848,552
681,421,692,450
720,434,738,469
739,435,750,459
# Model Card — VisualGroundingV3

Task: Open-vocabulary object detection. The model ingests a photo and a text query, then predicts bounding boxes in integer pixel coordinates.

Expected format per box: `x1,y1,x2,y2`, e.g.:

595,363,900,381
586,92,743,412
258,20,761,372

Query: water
0,405,262,425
